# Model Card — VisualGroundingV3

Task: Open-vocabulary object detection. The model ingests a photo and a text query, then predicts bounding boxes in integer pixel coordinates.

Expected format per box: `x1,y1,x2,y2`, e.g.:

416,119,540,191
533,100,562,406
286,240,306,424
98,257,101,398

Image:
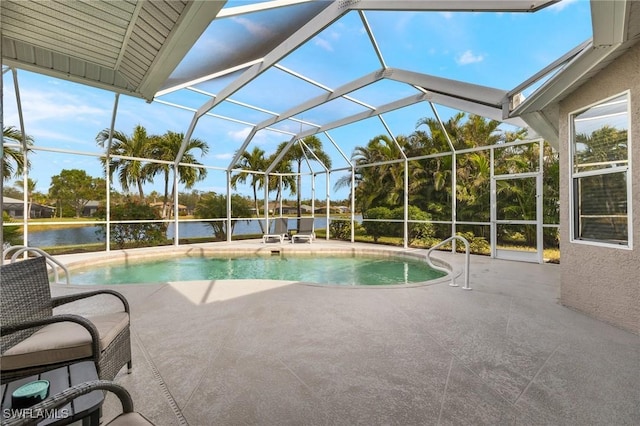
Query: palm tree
2,126,33,181
416,112,465,149
231,147,267,232
395,129,455,220
459,114,503,148
349,135,403,211
284,136,332,222
147,131,209,218
268,142,297,207
13,178,37,218
96,125,157,199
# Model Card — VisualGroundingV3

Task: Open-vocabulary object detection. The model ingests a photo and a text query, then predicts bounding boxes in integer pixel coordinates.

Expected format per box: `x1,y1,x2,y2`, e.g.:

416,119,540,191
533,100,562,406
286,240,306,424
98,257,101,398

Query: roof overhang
507,0,640,147
0,0,225,101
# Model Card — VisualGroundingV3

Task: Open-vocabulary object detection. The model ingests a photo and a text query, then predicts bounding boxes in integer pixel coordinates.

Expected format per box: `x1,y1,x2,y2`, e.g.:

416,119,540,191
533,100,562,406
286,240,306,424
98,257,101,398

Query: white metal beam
194,1,352,119
139,0,226,100
511,40,619,116
591,0,630,47
217,0,316,18
505,40,591,106
348,0,558,12
387,68,506,106
520,110,560,148
156,58,264,97
265,136,297,175
252,70,386,134
388,68,527,126
294,93,429,140
274,63,376,110
358,10,387,69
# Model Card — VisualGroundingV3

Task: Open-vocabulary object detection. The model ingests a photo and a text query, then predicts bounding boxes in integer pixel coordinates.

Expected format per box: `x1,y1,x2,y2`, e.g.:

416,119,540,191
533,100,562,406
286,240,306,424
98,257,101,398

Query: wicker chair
2,380,154,426
0,256,132,381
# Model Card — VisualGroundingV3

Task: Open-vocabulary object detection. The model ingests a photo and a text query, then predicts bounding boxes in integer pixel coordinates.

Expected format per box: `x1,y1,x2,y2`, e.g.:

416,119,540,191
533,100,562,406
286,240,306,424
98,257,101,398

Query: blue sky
2,0,592,201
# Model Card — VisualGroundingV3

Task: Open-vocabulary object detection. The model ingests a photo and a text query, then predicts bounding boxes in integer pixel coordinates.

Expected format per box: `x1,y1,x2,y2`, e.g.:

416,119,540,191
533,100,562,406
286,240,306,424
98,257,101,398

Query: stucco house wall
558,42,640,334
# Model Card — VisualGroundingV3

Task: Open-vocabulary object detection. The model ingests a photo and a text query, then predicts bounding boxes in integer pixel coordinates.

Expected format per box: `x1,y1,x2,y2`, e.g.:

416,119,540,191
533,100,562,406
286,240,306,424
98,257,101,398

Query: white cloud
440,12,453,19
309,24,343,53
231,16,273,38
214,152,234,160
3,83,116,152
314,37,333,52
548,0,578,12
5,88,108,124
227,128,251,141
456,50,484,65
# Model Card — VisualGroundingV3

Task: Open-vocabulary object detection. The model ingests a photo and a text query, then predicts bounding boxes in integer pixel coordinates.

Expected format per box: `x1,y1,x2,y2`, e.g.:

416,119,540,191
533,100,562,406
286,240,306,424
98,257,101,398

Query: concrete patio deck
51,240,639,425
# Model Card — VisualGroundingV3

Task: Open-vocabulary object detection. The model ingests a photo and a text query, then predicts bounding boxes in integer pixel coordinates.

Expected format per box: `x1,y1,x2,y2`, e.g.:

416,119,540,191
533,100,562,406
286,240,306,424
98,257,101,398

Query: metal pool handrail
3,245,71,285
425,236,471,290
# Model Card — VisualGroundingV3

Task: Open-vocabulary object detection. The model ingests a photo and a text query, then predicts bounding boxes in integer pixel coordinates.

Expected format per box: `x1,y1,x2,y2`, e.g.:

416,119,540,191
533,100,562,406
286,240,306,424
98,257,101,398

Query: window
570,92,631,248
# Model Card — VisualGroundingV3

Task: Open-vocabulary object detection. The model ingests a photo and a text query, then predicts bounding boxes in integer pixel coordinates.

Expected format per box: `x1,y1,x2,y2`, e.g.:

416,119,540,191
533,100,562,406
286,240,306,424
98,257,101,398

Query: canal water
25,217,341,247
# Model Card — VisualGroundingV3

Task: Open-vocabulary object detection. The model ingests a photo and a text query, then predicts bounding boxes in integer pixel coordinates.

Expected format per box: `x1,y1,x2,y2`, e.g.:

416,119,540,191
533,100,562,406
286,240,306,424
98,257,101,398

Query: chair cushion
1,312,129,371
107,412,155,426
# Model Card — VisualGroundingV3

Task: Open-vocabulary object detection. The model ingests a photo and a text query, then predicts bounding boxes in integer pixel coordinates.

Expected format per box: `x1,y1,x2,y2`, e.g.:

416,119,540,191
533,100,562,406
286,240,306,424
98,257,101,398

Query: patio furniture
291,217,315,243
1,361,104,425
2,379,154,426
263,217,289,243
0,256,132,382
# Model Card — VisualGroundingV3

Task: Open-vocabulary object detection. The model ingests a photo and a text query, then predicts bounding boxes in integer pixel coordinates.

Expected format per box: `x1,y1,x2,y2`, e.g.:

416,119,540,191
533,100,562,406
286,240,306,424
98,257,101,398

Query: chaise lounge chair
263,217,289,243
291,217,315,243
0,256,132,382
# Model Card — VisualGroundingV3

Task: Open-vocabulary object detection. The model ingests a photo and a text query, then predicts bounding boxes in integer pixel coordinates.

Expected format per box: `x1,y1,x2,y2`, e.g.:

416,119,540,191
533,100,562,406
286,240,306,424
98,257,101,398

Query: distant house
2,196,55,218
149,202,188,216
271,203,297,215
82,200,101,217
315,205,350,214
250,203,297,216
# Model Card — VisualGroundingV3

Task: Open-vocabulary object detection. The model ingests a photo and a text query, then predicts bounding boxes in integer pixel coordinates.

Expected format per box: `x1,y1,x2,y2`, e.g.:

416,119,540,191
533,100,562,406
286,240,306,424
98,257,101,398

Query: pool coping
51,240,461,289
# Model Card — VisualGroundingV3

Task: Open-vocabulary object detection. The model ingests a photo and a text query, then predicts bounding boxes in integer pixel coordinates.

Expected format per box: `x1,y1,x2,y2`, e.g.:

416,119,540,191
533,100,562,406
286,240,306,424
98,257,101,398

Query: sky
2,0,593,202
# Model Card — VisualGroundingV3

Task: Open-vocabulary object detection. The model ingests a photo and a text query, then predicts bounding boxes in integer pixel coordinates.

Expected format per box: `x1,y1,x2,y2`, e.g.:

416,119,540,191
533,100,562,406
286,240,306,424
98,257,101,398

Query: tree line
333,113,559,248
3,113,564,250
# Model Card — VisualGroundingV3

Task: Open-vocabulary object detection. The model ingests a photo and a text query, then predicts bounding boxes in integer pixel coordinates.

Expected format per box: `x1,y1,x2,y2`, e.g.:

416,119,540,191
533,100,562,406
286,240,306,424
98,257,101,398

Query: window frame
568,90,633,249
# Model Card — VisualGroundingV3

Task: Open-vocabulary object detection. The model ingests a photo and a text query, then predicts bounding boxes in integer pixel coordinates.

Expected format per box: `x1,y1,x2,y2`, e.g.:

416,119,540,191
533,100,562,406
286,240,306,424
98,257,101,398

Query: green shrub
390,206,435,244
194,192,252,240
329,220,352,240
2,212,22,246
362,207,392,242
455,231,490,254
95,202,167,249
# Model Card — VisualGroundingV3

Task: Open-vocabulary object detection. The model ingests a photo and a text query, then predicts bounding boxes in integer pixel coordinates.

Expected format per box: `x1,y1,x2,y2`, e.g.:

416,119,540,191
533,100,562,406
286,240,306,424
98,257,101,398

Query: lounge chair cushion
1,312,129,371
291,233,313,243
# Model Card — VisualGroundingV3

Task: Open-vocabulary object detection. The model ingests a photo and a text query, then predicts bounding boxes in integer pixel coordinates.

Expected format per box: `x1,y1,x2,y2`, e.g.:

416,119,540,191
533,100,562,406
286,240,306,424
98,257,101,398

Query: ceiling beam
194,1,346,118
511,41,620,115
139,1,226,100
348,0,559,12
520,110,559,148
385,68,526,126
295,93,429,140
591,0,630,47
226,70,386,171
217,0,315,18
264,93,428,174
386,68,506,106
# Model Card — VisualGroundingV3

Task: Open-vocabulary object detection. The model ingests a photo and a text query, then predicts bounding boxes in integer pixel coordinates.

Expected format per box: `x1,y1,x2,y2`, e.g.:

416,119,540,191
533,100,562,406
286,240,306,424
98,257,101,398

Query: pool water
71,254,446,286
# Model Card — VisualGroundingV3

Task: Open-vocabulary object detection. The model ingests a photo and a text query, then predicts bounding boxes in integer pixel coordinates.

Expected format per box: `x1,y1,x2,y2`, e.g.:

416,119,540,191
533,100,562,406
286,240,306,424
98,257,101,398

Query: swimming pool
70,254,446,286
